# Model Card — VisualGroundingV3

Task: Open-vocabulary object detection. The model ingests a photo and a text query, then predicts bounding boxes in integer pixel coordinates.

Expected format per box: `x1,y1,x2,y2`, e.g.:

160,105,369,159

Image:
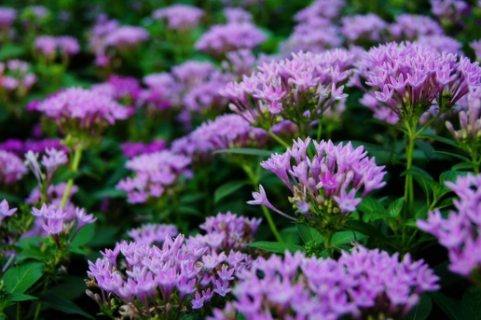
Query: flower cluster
87,212,258,317
223,8,252,24
139,72,182,112
0,150,27,185
34,35,80,61
121,139,167,158
24,148,68,184
36,87,131,134
153,5,204,31
222,49,354,132
127,223,178,245
91,75,141,105
211,247,439,320
0,199,16,225
250,138,386,229
195,22,266,57
0,138,67,156
294,0,345,22
418,173,481,278
389,14,444,40
116,150,191,203
0,60,36,97
431,0,469,26
31,203,96,236
341,14,387,44
357,42,481,122
415,34,462,54
171,114,268,162
0,7,16,30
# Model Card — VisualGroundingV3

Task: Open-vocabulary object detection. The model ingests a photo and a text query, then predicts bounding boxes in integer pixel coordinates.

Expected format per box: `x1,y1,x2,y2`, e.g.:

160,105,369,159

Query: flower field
0,0,481,319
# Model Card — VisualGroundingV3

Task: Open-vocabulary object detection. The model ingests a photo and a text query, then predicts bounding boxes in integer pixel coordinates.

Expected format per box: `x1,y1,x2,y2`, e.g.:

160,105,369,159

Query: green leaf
0,44,25,60
452,162,478,171
248,241,304,254
3,262,43,294
461,287,481,320
357,196,386,220
212,148,273,157
401,167,433,180
9,293,38,302
346,220,392,244
70,223,95,247
92,188,125,199
419,133,457,147
428,180,450,200
214,180,248,203
430,292,461,320
440,171,468,185
39,293,94,319
331,231,368,247
435,151,471,162
297,224,323,244
178,206,203,217
405,294,432,320
387,197,404,218
415,140,435,160
67,245,87,256
180,193,204,204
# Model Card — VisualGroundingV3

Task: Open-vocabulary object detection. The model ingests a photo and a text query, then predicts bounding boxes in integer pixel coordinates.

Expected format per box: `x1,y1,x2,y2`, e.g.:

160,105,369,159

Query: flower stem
60,143,83,209
324,230,333,258
242,164,283,242
268,129,291,149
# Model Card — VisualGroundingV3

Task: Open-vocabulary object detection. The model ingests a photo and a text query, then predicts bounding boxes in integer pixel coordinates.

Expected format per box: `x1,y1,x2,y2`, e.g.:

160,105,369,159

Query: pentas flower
153,4,204,31
471,40,481,61
0,139,68,156
294,0,345,22
249,138,386,231
431,0,469,26
0,200,16,225
104,26,149,49
41,148,68,181
172,61,217,89
341,14,388,44
139,72,182,111
36,87,130,134
417,173,481,279
0,7,16,29
116,150,191,203
195,22,266,57
221,49,354,132
223,49,257,77
87,213,257,316
389,14,444,40
121,139,167,158
223,8,252,24
127,223,178,245
0,60,36,96
210,247,438,320
280,18,341,54
171,114,268,163
92,75,142,106
0,150,27,185
357,42,481,122
415,35,463,54
34,35,80,61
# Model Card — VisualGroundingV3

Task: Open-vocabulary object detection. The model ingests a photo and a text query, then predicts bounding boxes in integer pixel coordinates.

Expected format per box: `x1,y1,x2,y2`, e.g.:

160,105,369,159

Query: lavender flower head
431,0,469,25
139,72,182,111
415,34,463,54
471,40,481,61
223,8,252,24
294,0,345,22
0,60,36,95
357,42,481,122
121,139,167,158
0,200,16,225
341,14,388,44
104,26,149,49
389,14,444,40
31,203,95,235
249,138,386,227
418,173,481,278
221,49,354,132
171,114,268,162
153,5,204,31
0,150,27,185
210,247,438,320
127,223,178,245
116,150,191,203
195,22,266,57
92,75,141,105
223,49,257,77
36,87,130,133
88,212,257,316
0,7,16,29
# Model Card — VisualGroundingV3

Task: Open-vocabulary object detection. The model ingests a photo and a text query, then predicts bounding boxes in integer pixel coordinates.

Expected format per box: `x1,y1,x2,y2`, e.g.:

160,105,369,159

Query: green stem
471,150,480,174
402,120,416,248
33,279,49,320
324,230,333,258
316,120,322,142
268,130,291,149
59,143,83,209
241,164,283,242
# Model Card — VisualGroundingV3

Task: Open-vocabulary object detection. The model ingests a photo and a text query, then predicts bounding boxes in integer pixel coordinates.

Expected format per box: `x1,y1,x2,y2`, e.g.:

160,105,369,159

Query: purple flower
223,8,252,24
195,22,266,57
389,14,444,40
210,247,438,320
127,223,178,245
431,0,469,25
418,173,481,278
41,148,68,177
34,36,57,59
250,138,386,224
415,35,463,54
75,207,96,229
104,26,149,49
341,14,388,43
36,88,130,132
294,0,345,22
357,42,481,122
471,40,481,61
153,5,204,31
0,7,16,29
0,200,16,225
0,150,27,185
116,151,191,203
221,49,354,131
121,139,167,158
